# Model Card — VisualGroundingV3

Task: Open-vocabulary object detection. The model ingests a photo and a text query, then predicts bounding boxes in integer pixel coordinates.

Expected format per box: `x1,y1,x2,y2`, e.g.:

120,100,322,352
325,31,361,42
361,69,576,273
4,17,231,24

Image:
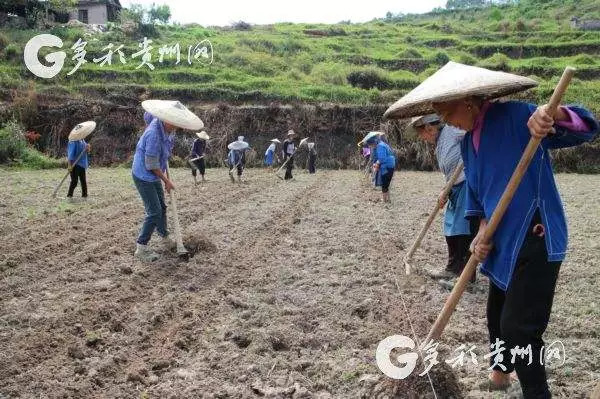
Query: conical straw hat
228,141,249,151
142,100,204,130
298,137,309,147
196,131,210,140
68,121,96,141
270,138,281,143
384,61,538,120
358,131,384,145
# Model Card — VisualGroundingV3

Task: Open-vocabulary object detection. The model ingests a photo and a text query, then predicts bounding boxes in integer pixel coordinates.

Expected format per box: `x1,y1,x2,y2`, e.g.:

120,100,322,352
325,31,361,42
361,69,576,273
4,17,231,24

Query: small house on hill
68,0,121,25
571,17,600,31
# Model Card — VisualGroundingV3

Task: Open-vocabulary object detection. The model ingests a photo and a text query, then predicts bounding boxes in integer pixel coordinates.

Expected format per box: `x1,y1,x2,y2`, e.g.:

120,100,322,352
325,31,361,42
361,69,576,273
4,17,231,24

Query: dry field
1,167,599,398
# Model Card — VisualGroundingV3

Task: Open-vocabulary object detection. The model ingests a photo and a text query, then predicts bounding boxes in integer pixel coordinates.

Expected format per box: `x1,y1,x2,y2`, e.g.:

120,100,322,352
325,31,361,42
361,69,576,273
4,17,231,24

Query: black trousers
381,170,393,193
445,218,479,279
284,156,294,180
67,165,87,197
191,158,205,176
487,212,560,399
308,154,316,174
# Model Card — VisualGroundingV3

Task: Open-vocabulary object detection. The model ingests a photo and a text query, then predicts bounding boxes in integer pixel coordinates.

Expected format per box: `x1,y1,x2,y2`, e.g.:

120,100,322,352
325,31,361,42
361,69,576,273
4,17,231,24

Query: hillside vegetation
0,0,599,112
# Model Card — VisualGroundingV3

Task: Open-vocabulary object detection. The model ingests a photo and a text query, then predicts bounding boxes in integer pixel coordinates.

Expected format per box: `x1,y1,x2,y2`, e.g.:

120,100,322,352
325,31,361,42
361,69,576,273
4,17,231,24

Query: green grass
0,0,599,113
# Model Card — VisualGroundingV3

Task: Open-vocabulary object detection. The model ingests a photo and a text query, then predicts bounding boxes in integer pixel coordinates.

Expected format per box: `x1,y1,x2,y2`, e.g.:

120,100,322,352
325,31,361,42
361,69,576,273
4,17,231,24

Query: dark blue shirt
461,101,599,291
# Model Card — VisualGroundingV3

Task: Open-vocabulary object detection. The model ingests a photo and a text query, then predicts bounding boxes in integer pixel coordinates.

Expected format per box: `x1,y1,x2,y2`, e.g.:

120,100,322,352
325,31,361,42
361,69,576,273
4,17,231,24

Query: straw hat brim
68,121,96,141
142,100,204,130
196,131,210,140
383,61,538,120
228,141,249,150
298,138,309,147
270,139,281,143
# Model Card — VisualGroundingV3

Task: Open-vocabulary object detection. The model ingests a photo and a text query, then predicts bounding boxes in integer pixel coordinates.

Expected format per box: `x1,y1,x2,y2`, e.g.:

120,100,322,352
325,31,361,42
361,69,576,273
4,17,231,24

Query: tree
445,0,487,9
148,3,170,24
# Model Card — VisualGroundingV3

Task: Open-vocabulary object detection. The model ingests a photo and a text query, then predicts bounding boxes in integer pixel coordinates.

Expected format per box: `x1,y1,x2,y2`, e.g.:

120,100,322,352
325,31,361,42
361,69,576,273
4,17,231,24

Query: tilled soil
1,168,598,398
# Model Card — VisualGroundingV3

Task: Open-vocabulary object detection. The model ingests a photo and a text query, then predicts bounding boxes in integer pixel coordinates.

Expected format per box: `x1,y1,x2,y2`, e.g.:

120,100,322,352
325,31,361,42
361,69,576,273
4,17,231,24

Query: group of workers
61,60,600,398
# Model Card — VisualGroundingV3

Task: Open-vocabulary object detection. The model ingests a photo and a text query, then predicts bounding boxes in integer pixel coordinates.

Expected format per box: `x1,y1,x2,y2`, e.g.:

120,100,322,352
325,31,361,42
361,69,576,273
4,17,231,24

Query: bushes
3,44,19,61
432,51,450,65
0,120,27,164
347,69,389,90
0,33,8,51
478,52,510,70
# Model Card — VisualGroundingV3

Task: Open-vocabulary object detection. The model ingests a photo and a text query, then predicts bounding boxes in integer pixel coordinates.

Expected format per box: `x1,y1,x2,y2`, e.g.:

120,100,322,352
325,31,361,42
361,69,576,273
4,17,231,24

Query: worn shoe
134,243,159,262
158,235,176,252
426,268,456,280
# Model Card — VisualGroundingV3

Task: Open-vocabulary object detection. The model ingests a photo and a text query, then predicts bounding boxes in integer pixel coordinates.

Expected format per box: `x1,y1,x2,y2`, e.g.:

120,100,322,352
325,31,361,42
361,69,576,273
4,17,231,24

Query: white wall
69,4,108,25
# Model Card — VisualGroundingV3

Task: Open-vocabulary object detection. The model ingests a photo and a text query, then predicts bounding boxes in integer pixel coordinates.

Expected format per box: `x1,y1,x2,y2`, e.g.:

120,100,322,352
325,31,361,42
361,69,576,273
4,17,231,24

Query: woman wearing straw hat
411,114,477,283
66,121,95,201
362,131,395,203
264,138,280,168
132,100,203,262
190,131,209,184
282,130,296,180
385,62,599,397
227,136,250,182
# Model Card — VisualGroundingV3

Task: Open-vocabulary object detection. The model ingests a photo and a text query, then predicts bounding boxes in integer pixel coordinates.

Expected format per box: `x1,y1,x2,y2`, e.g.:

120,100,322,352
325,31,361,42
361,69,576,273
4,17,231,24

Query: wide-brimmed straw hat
68,121,96,141
270,138,281,144
383,61,538,120
358,131,384,145
142,100,204,130
298,137,309,147
196,131,210,140
410,114,441,129
228,141,249,151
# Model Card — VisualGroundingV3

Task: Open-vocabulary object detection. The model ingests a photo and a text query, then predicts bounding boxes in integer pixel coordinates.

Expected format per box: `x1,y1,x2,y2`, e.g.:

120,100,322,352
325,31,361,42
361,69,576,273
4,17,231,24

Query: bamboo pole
426,66,576,343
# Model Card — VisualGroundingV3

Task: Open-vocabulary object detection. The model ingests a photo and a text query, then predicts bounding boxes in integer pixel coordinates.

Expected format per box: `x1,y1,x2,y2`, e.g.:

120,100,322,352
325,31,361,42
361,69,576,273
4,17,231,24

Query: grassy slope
0,0,599,112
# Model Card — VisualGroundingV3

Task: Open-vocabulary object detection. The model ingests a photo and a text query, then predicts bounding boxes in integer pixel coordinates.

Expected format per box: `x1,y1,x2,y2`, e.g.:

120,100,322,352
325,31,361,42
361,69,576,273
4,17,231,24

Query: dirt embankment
1,91,599,172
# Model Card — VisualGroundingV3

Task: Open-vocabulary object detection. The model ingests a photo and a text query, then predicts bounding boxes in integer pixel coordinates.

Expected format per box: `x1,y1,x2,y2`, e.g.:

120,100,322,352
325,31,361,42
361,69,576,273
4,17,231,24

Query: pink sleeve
556,107,589,132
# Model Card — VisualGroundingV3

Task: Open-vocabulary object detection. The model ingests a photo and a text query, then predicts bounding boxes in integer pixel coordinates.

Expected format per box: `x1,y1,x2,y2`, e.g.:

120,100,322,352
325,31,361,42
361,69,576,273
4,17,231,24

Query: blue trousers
133,174,168,245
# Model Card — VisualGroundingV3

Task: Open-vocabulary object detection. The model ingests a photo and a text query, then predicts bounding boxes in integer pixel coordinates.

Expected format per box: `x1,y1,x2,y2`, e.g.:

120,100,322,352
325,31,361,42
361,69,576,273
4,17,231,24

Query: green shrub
397,48,423,59
0,121,26,164
478,52,510,70
19,148,64,169
3,44,19,61
573,54,596,65
347,68,390,90
0,33,8,51
432,51,450,65
489,8,503,21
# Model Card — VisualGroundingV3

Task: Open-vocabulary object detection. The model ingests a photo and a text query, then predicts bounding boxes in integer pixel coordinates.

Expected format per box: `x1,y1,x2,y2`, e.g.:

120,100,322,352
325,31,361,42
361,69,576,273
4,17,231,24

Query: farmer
66,121,95,201
132,100,203,262
363,131,395,203
384,62,599,398
307,142,317,174
227,136,250,182
411,114,477,282
282,130,296,180
264,138,280,167
190,130,209,184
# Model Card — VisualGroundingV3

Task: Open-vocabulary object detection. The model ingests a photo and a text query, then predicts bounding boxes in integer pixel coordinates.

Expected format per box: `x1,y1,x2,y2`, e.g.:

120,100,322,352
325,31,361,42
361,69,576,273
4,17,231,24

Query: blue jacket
461,101,599,291
67,140,88,169
132,118,172,182
373,140,396,174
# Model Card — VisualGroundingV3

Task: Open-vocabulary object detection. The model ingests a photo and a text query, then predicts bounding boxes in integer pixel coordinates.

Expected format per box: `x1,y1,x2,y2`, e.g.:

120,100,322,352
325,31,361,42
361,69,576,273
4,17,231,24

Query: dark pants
133,174,168,245
191,158,205,177
308,154,316,174
445,218,479,279
237,163,244,176
381,170,393,193
284,156,294,180
487,212,560,399
67,165,87,197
